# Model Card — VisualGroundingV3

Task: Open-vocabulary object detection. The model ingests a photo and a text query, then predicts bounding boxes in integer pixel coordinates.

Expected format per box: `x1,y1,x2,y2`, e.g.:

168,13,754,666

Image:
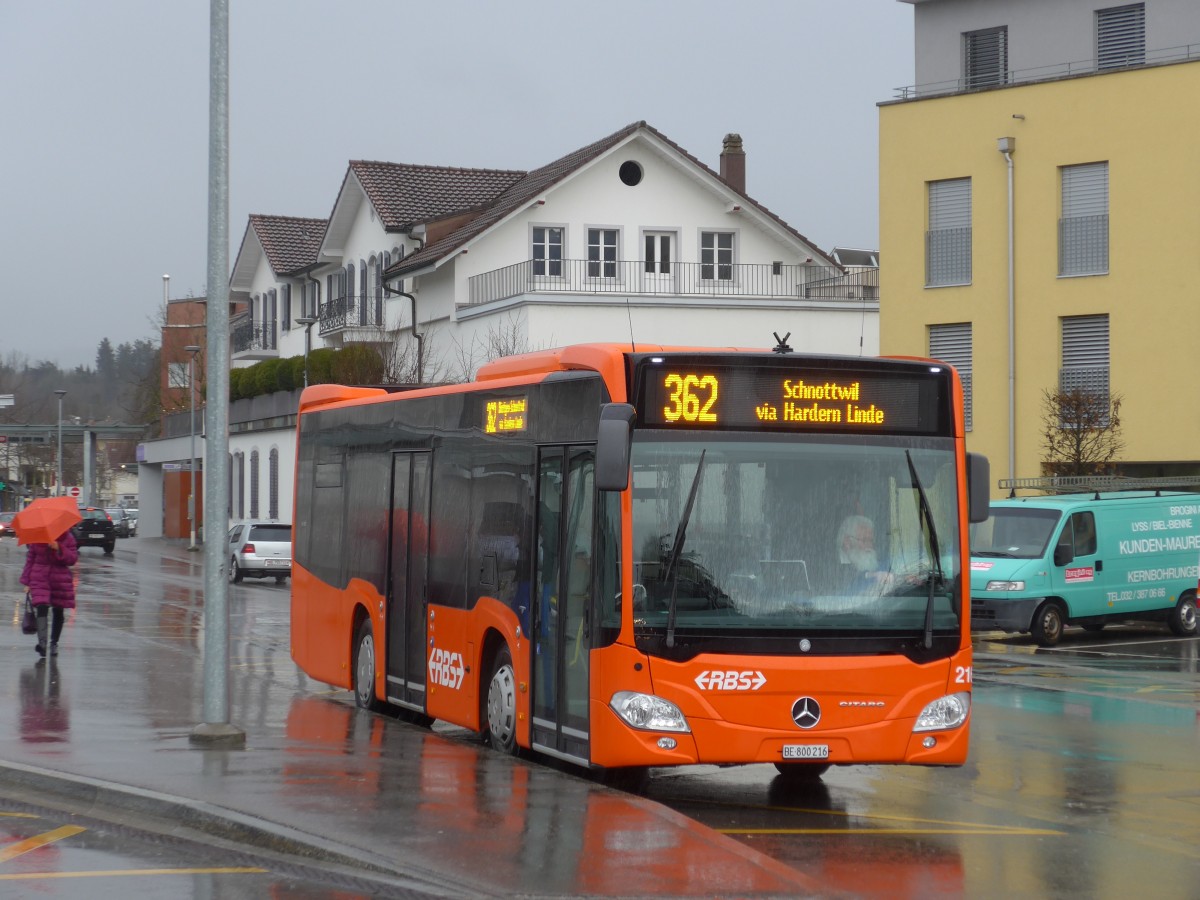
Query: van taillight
242,543,255,554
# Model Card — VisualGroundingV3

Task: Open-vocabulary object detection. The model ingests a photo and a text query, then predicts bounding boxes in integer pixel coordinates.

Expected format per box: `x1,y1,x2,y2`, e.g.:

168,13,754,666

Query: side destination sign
485,396,528,434
637,363,945,434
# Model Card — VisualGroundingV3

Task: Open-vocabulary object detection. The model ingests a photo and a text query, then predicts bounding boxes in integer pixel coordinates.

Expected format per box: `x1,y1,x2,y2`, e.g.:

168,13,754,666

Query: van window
1070,511,1096,556
971,507,1061,559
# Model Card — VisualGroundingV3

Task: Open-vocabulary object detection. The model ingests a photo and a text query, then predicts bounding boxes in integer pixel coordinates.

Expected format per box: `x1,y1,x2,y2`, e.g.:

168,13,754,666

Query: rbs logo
694,670,767,691
429,647,465,689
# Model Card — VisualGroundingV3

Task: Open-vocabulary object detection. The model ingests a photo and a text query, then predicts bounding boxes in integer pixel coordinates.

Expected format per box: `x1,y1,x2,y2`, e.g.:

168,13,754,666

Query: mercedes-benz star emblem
791,697,821,729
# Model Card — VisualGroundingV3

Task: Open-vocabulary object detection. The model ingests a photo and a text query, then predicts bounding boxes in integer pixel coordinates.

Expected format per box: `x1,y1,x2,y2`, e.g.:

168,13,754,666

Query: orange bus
291,342,989,780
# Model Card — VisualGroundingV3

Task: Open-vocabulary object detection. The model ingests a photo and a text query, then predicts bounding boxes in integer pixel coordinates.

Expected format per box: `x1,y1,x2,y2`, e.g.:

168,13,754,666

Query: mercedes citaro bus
290,342,989,781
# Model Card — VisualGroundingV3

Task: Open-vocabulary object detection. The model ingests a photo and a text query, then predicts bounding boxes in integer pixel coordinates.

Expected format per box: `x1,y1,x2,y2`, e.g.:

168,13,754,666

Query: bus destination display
638,365,943,434
485,396,528,433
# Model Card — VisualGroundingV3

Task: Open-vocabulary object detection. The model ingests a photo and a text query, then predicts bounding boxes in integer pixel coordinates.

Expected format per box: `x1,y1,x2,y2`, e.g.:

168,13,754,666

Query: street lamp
296,317,316,387
54,390,66,497
185,345,201,551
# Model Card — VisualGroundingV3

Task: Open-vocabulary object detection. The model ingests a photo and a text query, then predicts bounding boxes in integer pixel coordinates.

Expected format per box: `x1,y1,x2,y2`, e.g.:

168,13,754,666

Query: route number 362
663,373,719,423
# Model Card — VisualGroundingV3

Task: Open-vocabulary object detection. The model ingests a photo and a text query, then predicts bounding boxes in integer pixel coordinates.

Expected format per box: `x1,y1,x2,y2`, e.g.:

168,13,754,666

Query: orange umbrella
12,496,83,546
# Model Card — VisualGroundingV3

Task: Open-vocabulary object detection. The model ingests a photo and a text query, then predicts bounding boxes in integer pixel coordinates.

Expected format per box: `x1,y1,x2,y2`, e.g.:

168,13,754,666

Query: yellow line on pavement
0,813,38,819
0,867,267,880
0,825,86,861
722,827,1065,836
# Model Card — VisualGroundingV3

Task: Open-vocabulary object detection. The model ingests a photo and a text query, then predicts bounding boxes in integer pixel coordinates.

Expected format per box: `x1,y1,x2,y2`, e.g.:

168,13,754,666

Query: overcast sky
1,0,914,371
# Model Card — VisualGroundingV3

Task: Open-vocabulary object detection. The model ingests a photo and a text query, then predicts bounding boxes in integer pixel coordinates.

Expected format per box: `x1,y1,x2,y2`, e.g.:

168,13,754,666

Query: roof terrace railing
894,42,1200,99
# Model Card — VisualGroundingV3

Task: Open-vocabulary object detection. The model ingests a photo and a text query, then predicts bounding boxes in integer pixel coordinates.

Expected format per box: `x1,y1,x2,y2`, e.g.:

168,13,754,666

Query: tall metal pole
192,0,243,746
185,345,201,551
54,390,66,497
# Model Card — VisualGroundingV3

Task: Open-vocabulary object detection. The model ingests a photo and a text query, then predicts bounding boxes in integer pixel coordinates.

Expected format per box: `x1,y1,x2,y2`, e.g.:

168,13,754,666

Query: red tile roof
248,215,327,275
349,161,526,230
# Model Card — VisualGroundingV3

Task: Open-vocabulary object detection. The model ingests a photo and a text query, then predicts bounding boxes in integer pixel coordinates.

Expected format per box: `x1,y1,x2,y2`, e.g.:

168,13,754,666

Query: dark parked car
105,507,136,538
72,507,116,555
227,521,292,584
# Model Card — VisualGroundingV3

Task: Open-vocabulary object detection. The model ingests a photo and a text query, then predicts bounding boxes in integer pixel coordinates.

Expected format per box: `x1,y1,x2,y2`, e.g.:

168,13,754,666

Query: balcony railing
894,42,1200,99
317,294,385,335
465,260,878,308
231,318,277,354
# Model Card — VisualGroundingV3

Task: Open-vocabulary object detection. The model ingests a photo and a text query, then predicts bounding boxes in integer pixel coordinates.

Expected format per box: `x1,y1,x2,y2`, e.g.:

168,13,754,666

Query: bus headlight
610,692,691,733
913,691,971,732
985,580,1025,591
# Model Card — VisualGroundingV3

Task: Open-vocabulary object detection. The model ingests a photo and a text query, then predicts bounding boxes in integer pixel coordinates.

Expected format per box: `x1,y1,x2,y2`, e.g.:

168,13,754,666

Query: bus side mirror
596,403,635,491
967,453,990,524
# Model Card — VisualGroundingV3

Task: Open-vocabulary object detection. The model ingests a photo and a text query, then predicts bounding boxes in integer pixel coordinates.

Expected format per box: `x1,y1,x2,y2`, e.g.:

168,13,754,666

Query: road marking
722,826,1064,836
0,813,37,819
0,867,267,880
0,825,86,861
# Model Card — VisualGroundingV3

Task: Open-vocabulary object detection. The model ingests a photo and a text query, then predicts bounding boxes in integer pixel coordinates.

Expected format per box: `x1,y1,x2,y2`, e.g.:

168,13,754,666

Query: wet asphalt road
1,535,1198,898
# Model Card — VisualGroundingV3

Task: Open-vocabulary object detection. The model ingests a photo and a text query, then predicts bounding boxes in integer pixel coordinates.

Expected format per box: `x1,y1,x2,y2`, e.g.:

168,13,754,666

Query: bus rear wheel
1168,590,1197,637
1031,601,1065,647
484,645,518,755
354,618,382,712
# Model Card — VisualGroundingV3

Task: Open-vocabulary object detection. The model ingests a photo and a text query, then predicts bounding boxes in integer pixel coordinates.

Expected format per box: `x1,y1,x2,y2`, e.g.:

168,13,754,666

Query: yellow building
881,1,1200,492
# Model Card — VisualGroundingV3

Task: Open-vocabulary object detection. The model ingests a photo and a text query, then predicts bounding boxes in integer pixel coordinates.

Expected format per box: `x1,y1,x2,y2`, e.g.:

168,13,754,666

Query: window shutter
927,179,972,286
1062,163,1108,218
1061,315,1110,398
929,323,973,431
1060,163,1108,275
1097,4,1145,69
965,27,1007,88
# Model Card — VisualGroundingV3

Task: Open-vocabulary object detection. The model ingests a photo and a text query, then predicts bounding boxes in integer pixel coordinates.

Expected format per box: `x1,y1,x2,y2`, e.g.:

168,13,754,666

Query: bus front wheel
1031,601,1065,647
484,645,518,755
354,618,382,712
1168,590,1197,637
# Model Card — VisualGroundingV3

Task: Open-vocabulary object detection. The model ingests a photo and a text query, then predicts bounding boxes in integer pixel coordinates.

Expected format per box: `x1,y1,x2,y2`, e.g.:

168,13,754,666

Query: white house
138,121,879,536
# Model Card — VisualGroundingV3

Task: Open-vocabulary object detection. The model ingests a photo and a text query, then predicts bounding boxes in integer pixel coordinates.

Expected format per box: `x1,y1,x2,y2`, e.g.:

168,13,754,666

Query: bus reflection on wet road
639,627,1200,900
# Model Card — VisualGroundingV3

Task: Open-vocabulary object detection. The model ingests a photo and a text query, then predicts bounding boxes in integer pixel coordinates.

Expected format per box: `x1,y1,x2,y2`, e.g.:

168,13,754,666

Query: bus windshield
628,433,962,651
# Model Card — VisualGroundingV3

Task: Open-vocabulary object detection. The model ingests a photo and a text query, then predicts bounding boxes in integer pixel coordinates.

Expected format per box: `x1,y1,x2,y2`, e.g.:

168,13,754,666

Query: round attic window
619,161,643,186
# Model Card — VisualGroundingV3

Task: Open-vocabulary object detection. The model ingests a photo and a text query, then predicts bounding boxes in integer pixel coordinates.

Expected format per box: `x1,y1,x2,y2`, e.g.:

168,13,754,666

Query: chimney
719,133,746,193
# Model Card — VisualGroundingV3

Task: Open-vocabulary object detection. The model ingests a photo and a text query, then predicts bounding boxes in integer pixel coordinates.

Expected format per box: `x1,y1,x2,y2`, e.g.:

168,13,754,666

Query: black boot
35,614,48,657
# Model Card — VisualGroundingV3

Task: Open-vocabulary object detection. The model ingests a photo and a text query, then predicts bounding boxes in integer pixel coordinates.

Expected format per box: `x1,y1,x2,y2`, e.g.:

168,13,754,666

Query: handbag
21,593,37,635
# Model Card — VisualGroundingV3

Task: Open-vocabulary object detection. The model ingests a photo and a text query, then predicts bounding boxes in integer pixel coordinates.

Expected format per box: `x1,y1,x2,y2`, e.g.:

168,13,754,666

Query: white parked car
227,521,292,584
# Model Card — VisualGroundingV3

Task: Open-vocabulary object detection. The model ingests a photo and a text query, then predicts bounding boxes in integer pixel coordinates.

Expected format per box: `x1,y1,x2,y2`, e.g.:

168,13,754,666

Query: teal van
969,492,1200,646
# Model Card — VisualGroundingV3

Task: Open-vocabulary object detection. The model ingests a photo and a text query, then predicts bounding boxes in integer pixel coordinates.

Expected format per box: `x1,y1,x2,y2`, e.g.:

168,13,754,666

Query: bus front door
532,446,595,763
386,451,431,712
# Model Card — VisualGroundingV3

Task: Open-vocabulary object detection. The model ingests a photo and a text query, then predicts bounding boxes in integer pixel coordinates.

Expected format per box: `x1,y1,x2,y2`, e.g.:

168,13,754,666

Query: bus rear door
387,451,431,712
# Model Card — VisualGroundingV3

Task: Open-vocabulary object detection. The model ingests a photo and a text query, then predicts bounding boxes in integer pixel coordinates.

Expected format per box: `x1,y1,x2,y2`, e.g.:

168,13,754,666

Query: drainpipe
384,282,422,385
998,137,1016,484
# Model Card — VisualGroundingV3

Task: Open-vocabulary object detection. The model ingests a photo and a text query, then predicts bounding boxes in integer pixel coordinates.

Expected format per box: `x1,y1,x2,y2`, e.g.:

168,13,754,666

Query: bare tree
447,312,543,382
1041,387,1124,477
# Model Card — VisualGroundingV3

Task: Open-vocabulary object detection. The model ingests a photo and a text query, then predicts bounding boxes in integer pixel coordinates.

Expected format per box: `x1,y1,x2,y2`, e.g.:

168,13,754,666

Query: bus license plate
782,744,829,760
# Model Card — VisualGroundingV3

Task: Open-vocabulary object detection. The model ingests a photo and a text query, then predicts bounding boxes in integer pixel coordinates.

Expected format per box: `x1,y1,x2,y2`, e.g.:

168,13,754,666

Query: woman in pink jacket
19,529,78,657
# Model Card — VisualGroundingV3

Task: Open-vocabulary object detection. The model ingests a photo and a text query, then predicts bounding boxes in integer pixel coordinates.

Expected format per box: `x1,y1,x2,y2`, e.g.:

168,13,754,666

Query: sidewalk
0,538,822,898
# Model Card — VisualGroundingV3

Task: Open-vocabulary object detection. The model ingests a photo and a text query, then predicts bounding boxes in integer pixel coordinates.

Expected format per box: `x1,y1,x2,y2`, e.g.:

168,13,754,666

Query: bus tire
1168,590,1197,637
774,762,830,780
1031,601,1065,647
484,645,518,755
354,618,382,712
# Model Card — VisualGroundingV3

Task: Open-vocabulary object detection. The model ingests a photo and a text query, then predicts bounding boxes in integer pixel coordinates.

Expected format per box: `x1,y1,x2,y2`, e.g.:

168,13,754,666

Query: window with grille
926,179,972,286
532,226,563,277
587,228,619,278
250,450,260,520
700,232,734,281
929,323,973,431
964,26,1007,89
1061,314,1110,424
269,448,279,520
1059,162,1108,276
1097,4,1145,69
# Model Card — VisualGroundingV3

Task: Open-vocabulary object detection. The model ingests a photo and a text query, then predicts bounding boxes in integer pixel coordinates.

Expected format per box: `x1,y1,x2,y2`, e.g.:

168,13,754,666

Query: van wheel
354,618,382,712
1168,590,1197,637
484,645,518,755
1031,601,1065,647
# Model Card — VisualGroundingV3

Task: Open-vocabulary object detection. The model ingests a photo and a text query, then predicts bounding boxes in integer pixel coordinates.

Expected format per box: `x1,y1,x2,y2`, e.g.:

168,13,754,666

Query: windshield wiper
664,450,706,648
905,451,945,650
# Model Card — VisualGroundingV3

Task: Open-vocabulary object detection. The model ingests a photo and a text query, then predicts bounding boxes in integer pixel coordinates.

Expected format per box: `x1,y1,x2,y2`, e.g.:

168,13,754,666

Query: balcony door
642,232,674,294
